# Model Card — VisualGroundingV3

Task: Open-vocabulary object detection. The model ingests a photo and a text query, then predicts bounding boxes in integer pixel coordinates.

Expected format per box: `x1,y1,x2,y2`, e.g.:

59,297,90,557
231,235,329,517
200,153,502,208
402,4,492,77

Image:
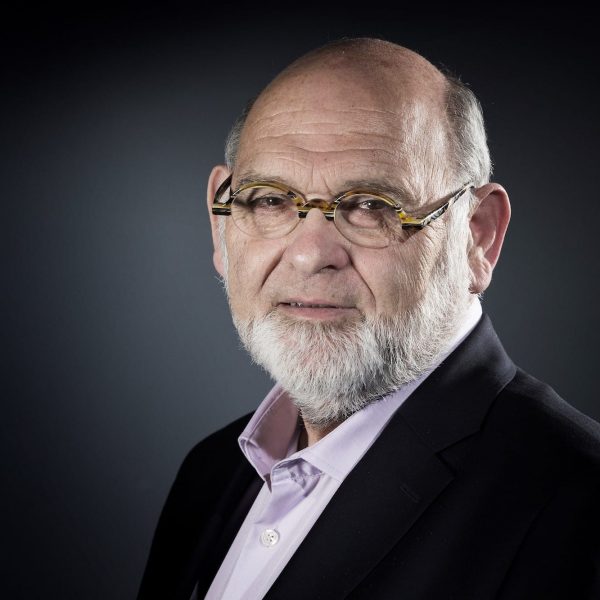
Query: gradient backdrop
4,6,600,599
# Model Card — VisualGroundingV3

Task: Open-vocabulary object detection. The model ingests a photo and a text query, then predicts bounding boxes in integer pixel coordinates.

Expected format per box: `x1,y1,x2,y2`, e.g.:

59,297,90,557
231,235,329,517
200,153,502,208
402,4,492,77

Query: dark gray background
4,6,599,599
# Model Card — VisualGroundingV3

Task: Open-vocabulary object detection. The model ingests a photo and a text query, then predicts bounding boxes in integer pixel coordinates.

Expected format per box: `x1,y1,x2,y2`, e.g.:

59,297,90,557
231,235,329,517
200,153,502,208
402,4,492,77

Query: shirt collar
239,299,483,483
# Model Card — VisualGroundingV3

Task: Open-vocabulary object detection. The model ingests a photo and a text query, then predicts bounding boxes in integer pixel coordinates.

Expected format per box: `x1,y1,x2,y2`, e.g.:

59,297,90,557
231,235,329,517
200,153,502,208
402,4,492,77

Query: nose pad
304,198,332,210
298,199,335,221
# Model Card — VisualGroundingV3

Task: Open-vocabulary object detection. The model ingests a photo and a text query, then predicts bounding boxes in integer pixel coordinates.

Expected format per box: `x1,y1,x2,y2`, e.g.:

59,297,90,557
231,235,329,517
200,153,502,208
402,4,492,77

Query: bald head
225,38,491,195
274,38,447,93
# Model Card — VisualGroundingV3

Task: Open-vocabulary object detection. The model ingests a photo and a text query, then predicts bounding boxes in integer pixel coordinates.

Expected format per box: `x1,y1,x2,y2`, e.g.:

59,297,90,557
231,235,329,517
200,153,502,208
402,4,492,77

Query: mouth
286,301,338,308
277,299,358,320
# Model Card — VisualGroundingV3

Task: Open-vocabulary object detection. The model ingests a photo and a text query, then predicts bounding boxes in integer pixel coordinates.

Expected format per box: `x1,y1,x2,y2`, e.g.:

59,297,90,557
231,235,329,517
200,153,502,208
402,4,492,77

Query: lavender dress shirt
202,300,483,599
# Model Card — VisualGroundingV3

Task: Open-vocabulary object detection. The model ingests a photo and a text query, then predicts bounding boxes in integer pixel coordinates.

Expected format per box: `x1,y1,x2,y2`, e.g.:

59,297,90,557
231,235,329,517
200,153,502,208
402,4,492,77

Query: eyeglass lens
230,185,409,248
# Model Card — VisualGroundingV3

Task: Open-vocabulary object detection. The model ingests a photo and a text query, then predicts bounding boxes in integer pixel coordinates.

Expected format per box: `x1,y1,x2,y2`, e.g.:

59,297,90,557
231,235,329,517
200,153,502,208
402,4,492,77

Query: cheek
225,235,282,319
354,251,411,314
362,236,440,313
224,235,253,316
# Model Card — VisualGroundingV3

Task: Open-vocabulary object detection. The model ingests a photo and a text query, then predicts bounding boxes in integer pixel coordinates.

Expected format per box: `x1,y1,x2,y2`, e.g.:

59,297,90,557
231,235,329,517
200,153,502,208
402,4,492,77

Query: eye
355,198,389,211
230,186,298,238
234,187,296,213
337,194,398,230
251,195,290,209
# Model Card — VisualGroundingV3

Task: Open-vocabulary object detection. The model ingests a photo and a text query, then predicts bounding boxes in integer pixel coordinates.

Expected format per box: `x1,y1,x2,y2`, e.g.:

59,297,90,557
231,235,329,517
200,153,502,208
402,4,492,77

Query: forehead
235,67,452,201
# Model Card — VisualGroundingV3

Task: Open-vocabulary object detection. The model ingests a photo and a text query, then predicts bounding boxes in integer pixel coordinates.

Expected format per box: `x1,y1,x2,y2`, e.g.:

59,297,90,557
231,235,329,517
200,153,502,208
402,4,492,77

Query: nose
284,207,351,275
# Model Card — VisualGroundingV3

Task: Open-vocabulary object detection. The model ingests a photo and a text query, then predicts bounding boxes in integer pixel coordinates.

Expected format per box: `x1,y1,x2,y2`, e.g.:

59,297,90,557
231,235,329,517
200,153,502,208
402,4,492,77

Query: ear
467,183,511,294
206,165,231,277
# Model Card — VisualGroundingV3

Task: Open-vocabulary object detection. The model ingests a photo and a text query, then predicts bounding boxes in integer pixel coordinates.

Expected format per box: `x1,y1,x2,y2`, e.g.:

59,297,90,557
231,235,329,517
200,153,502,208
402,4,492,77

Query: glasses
212,174,473,249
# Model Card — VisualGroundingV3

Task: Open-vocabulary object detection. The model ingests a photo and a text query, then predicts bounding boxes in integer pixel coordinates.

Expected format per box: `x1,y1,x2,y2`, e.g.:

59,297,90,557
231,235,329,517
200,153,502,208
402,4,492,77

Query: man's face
224,68,459,326
209,65,474,425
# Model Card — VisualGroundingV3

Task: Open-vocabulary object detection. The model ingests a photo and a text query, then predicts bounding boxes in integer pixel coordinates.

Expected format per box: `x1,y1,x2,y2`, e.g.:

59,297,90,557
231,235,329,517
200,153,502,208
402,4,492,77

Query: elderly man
138,39,600,599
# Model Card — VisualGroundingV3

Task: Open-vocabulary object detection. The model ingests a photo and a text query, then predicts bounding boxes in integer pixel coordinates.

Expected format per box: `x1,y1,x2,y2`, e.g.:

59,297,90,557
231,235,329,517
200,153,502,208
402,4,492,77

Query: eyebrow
234,171,419,207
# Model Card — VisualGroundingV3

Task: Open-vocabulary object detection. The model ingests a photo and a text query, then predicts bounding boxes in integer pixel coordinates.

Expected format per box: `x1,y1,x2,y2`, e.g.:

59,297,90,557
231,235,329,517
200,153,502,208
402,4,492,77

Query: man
138,38,600,599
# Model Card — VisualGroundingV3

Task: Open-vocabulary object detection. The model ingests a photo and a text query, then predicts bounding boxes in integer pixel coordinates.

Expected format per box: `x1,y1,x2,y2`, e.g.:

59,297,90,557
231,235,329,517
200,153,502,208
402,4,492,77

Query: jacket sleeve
496,466,600,599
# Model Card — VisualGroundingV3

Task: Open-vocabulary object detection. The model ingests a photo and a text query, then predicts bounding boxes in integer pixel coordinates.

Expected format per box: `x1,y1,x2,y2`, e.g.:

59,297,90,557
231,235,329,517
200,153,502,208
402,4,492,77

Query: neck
298,418,340,449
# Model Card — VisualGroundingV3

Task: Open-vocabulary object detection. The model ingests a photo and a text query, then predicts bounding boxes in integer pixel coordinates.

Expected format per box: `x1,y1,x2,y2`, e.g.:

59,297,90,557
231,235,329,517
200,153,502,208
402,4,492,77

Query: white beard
221,212,473,428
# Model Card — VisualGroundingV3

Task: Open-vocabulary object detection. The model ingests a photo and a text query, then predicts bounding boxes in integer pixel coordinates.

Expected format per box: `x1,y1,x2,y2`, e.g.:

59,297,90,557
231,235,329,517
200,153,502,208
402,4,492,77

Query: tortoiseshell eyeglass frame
212,174,474,234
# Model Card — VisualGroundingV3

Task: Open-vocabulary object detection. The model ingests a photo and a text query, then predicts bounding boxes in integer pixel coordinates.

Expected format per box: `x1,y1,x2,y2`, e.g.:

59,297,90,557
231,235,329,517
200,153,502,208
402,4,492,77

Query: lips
279,298,352,308
276,298,358,320
286,301,339,308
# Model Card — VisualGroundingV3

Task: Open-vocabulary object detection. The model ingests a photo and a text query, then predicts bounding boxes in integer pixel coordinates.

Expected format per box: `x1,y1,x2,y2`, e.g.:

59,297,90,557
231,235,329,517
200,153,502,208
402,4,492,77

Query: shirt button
260,528,280,547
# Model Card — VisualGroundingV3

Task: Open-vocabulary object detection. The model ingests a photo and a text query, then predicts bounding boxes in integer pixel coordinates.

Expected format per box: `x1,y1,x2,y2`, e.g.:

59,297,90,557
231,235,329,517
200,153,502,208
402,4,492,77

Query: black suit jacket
138,316,600,599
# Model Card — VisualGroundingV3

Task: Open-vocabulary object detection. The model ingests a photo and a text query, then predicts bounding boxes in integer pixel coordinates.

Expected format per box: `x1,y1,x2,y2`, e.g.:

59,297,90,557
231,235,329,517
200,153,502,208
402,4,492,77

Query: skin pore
207,40,510,447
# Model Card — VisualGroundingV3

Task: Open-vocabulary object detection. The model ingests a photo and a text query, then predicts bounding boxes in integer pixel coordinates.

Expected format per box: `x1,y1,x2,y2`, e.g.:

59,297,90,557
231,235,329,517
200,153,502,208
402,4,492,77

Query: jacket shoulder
488,370,600,598
490,367,600,474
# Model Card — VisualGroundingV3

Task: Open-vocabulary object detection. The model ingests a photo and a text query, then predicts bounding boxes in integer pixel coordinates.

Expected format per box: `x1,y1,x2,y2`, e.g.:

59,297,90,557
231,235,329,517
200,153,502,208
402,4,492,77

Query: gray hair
224,97,257,170
443,73,492,189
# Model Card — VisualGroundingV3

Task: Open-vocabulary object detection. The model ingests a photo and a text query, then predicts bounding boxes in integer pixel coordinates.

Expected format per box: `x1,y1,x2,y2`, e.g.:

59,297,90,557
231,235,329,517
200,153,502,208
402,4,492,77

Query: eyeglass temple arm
401,184,474,229
212,174,234,216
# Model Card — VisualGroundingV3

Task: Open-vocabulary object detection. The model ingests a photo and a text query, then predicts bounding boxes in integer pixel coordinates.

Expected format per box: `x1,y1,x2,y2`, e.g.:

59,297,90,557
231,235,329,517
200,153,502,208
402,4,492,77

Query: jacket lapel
178,458,261,600
266,412,455,599
266,314,516,599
